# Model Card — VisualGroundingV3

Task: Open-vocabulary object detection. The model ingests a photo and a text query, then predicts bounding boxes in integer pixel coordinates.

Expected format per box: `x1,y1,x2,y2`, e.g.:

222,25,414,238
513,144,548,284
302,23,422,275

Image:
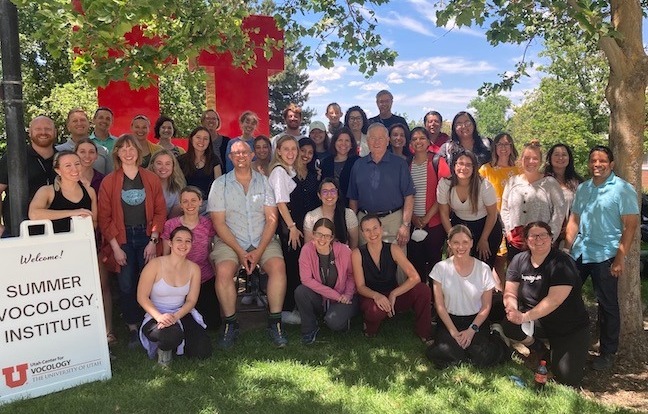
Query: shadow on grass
0,312,636,414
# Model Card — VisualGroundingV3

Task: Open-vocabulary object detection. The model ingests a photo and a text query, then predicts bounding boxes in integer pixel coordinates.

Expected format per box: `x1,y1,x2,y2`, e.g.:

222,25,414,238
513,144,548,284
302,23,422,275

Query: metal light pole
0,0,28,237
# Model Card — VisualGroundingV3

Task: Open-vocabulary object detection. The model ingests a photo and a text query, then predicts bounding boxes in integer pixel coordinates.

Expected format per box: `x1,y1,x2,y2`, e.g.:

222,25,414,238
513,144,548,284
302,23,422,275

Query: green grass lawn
0,314,636,414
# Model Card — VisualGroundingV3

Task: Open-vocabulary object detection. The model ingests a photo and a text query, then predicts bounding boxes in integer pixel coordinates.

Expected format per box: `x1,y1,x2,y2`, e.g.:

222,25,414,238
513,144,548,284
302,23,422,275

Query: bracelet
288,222,296,229
402,222,410,228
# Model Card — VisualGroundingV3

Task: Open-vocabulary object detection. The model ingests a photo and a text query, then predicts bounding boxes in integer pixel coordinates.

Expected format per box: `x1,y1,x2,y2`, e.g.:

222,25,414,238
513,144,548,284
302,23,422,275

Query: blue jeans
577,257,619,355
119,225,149,325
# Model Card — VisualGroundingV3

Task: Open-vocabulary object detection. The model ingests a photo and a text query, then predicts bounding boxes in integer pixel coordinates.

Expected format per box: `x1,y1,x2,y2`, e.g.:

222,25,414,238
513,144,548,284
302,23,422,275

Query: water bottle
534,360,548,391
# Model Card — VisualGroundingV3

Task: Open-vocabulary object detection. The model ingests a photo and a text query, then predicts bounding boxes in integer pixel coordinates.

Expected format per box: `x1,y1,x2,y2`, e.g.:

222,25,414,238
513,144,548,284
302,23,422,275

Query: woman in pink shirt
295,218,357,344
162,186,220,329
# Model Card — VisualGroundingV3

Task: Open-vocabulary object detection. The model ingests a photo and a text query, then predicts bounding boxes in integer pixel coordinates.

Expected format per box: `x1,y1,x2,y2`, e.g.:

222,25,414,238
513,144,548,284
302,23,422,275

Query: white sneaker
241,295,254,305
157,349,172,367
281,310,301,325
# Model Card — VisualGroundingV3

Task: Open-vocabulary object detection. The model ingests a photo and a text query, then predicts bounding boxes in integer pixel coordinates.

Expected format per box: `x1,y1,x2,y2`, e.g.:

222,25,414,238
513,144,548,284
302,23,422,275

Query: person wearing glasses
344,106,369,157
295,218,357,344
439,111,491,168
503,221,589,386
478,132,520,288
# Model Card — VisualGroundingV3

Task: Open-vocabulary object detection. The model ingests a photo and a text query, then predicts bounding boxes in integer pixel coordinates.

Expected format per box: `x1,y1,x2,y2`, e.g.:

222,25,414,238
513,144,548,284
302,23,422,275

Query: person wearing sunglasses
295,218,357,344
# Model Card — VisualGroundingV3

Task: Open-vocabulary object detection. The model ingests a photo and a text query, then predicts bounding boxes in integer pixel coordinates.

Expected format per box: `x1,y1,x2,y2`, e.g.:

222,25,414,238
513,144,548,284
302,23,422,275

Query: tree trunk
602,0,648,354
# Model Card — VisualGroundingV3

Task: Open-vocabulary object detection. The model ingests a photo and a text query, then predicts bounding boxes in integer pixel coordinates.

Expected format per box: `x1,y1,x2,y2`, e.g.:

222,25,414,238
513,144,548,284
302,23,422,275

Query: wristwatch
149,236,159,244
470,323,479,332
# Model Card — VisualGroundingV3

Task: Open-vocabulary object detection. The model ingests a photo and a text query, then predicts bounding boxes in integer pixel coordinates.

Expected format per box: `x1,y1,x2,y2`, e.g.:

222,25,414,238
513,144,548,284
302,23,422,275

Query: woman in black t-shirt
503,221,589,387
177,126,222,215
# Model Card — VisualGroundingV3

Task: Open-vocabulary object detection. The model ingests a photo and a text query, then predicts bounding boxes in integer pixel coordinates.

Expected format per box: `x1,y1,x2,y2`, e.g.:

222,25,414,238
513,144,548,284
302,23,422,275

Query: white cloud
361,82,389,91
406,0,485,38
407,88,479,106
307,65,347,82
359,6,436,37
386,73,404,84
348,81,364,87
305,83,330,97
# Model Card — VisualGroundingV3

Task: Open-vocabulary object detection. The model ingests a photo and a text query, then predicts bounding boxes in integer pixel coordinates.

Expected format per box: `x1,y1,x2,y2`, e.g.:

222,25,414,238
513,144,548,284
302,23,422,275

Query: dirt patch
580,323,648,413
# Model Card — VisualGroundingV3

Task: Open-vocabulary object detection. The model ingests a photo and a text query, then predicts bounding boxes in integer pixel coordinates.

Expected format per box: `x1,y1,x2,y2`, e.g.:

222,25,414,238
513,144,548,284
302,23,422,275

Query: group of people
0,90,639,387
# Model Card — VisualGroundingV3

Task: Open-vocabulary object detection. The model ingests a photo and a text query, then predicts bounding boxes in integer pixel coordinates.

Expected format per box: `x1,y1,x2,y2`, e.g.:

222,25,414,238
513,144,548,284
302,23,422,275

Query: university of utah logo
2,363,28,388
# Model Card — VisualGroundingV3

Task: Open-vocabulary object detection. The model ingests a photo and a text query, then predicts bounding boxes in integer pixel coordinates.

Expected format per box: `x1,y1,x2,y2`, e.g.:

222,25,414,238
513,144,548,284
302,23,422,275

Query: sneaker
267,321,288,347
257,295,268,307
301,327,320,345
218,322,240,349
241,295,254,305
491,323,511,347
281,310,301,325
157,349,173,367
592,353,616,371
127,329,142,350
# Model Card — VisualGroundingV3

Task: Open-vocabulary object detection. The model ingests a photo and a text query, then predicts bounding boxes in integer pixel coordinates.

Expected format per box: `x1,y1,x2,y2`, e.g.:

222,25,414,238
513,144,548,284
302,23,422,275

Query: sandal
107,332,118,347
421,337,435,347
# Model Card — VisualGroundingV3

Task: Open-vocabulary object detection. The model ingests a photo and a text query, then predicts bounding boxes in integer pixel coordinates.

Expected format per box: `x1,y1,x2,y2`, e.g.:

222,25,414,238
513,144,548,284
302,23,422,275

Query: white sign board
0,217,111,405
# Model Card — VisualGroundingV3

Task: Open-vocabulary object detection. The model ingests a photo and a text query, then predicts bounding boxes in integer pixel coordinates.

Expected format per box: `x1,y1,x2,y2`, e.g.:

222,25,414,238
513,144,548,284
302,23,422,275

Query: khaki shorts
210,237,283,267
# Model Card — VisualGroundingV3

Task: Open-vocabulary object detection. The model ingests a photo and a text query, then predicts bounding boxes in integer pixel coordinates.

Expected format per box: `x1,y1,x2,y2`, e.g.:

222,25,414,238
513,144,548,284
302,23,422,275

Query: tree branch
598,36,627,77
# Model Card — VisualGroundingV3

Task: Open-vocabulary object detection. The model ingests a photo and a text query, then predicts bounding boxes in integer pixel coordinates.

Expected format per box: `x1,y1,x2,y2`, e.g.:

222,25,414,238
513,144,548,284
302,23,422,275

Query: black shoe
218,322,240,349
267,321,288,348
592,353,616,371
127,329,142,350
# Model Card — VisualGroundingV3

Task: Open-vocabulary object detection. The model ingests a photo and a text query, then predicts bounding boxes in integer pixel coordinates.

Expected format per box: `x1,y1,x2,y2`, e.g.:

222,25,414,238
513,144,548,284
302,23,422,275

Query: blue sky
302,1,648,126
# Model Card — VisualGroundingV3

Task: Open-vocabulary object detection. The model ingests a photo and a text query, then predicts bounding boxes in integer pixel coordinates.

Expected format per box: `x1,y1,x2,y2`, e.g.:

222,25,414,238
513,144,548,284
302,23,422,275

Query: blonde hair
148,149,186,193
52,151,80,191
447,224,473,241
270,135,305,179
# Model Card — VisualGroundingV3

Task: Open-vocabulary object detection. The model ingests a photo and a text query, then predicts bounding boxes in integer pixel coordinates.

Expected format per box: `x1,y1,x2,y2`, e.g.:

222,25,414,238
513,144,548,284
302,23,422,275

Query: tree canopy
468,93,511,140
10,0,397,89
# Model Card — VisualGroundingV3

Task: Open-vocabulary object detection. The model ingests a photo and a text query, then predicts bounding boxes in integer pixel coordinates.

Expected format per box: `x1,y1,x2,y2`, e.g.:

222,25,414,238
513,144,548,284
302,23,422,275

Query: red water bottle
534,360,548,390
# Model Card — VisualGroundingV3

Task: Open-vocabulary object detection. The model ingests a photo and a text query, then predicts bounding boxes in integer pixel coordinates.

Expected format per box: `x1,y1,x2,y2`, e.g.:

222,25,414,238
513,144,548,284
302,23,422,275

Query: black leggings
142,314,212,359
451,214,502,269
502,319,589,387
426,314,507,369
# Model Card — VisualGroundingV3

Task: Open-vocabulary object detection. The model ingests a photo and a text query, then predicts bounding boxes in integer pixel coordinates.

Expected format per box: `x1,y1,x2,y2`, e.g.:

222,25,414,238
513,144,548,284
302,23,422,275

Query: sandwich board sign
0,217,111,405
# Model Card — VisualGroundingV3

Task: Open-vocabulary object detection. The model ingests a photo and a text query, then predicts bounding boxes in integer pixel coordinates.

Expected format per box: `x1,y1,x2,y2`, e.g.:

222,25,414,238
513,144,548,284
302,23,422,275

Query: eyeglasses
496,143,511,148
456,121,473,128
320,189,338,197
348,116,362,122
527,233,550,241
313,232,333,240
456,162,473,169
231,151,250,157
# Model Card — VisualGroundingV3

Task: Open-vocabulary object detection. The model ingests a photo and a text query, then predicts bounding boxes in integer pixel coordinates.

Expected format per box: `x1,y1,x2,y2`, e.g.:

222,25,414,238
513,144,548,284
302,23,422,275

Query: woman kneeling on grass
503,221,589,387
137,226,212,367
352,214,432,343
296,218,358,344
426,225,509,369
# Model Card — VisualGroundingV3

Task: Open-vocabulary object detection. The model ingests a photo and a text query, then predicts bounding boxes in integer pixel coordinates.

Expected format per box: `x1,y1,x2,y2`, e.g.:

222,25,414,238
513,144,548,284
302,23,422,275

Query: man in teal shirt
90,106,118,153
565,145,639,371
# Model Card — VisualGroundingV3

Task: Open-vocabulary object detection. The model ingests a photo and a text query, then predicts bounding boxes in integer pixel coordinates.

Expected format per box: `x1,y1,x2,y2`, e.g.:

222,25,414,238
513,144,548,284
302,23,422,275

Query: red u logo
2,363,28,388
